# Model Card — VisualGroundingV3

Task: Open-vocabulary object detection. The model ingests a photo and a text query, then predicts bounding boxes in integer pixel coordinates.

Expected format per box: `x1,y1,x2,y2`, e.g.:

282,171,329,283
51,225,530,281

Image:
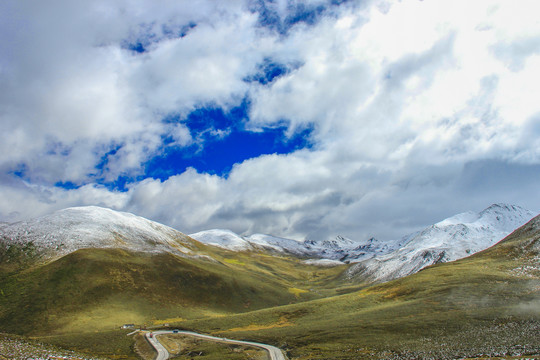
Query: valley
0,205,538,359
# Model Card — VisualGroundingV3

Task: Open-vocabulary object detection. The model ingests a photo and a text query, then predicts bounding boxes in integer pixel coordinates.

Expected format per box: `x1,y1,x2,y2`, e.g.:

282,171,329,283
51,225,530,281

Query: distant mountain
347,203,536,282
189,231,403,261
189,229,253,251
188,230,330,256
302,235,405,262
191,203,536,281
1,203,535,283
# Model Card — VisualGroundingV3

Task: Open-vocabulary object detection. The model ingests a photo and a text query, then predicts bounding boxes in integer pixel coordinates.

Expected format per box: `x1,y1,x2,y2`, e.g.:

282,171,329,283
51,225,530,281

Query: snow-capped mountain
346,204,537,282
189,229,254,251
190,203,536,276
1,203,535,280
0,206,197,259
246,233,311,255
188,230,367,259
191,229,414,262
189,230,312,255
302,235,405,262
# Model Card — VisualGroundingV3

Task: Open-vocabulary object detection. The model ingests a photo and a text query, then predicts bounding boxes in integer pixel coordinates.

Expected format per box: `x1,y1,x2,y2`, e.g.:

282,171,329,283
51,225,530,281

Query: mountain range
0,203,538,358
1,203,534,283
0,206,351,335
190,203,536,281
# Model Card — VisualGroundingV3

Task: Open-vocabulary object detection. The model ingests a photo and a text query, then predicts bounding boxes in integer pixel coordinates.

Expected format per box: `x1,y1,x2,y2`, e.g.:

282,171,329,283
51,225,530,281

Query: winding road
145,330,287,360
145,331,169,360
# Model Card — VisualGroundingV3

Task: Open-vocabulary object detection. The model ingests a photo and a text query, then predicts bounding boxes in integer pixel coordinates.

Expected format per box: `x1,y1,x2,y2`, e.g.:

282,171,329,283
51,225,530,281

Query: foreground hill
0,207,351,337
175,214,540,359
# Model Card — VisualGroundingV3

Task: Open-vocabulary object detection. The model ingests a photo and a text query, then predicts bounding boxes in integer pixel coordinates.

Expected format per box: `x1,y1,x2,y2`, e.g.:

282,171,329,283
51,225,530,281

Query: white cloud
1,0,540,241
0,0,264,184
126,169,225,230
0,180,129,223
169,124,193,147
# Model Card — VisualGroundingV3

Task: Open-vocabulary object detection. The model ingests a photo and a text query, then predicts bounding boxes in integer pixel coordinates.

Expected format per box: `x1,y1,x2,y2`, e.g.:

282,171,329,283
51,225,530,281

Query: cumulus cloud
0,179,128,223
0,0,263,184
1,0,540,241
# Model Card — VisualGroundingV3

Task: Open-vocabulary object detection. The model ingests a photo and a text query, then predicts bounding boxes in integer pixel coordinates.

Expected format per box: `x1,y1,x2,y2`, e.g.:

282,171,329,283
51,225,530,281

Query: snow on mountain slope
188,230,313,255
191,204,535,275
2,203,534,278
0,206,196,259
347,204,537,282
189,229,253,251
189,231,403,263
303,259,345,267
302,235,405,263
246,233,310,255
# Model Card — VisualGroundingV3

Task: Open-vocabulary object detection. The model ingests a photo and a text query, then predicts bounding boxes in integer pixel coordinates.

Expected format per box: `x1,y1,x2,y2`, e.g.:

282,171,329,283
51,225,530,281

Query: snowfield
0,206,196,259
302,259,345,267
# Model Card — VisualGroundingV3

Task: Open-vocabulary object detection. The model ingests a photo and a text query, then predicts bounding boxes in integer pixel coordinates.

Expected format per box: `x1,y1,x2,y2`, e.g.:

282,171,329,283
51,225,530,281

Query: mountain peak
479,203,532,216
347,203,537,283
0,206,196,260
481,203,518,212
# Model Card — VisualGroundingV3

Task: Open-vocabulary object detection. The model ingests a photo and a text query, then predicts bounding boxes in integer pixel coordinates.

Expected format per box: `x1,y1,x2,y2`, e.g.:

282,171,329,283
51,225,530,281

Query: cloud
0,179,129,223
0,0,264,184
1,0,540,242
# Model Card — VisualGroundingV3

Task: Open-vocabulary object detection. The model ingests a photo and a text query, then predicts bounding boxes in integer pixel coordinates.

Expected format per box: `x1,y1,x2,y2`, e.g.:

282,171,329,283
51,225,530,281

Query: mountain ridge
0,206,199,262
1,203,536,282
190,203,537,281
347,203,536,282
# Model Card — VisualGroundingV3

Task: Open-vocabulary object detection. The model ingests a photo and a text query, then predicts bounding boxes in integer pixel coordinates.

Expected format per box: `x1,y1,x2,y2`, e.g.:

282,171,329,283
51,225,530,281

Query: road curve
145,332,169,360
147,330,287,360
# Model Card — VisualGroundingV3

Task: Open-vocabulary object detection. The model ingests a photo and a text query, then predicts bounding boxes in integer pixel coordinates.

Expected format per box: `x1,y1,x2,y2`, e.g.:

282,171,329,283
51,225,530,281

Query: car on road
173,329,179,333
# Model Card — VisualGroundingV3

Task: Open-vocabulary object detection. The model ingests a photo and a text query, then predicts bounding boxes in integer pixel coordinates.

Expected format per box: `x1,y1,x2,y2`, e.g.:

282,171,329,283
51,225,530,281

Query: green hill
172,215,540,359
2,213,538,359
0,244,352,336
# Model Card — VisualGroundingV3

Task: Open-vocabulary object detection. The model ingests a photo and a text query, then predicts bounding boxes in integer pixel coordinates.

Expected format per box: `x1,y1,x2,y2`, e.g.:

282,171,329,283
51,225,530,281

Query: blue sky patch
126,42,146,53
53,181,80,190
95,145,123,173
80,102,314,191
146,102,314,180
145,125,313,180
10,164,28,180
285,3,326,28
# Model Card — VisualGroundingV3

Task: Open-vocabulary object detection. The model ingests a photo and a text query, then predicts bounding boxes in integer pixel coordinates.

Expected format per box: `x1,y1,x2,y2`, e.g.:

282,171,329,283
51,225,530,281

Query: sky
1,0,540,241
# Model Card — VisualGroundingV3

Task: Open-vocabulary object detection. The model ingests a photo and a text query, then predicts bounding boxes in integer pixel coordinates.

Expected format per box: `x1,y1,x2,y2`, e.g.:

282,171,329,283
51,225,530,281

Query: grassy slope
173,217,540,359
0,244,351,337
3,218,539,359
